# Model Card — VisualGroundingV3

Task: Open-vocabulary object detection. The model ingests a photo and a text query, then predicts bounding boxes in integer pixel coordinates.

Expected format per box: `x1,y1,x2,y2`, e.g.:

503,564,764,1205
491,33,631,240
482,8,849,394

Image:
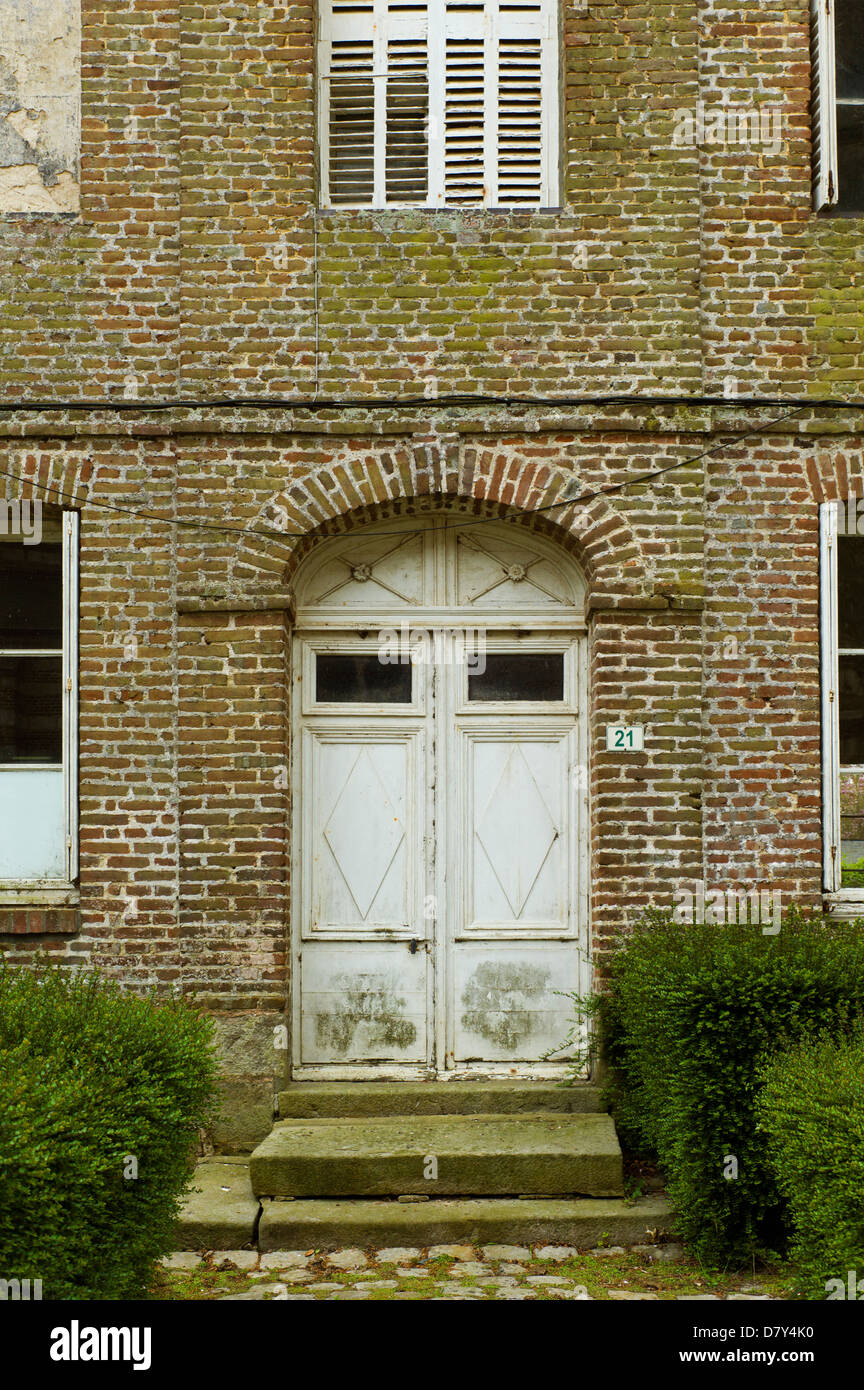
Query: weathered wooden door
291,514,588,1078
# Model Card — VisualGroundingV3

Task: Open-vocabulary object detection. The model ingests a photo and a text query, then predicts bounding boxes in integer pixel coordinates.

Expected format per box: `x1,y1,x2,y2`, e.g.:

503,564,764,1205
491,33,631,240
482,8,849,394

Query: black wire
0,401,820,543
0,392,863,412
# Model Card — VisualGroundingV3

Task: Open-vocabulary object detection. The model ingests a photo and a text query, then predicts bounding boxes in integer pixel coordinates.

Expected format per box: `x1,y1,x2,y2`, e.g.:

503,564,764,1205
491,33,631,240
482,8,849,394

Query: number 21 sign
605,725,644,751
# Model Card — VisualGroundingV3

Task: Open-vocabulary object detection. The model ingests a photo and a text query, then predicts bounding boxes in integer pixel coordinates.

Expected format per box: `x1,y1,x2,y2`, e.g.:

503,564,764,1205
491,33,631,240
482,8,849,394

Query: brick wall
0,0,861,1141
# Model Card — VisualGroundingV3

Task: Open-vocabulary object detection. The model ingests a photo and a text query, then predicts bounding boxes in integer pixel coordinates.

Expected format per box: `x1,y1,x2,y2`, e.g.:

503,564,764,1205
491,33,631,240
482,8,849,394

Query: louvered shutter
319,0,557,208
811,0,839,209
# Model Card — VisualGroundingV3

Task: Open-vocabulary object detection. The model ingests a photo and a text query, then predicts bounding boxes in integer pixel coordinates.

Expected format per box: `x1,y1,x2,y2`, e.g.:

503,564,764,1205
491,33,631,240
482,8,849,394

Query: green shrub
601,907,864,1264
841,856,864,888
757,1027,864,1299
0,961,217,1299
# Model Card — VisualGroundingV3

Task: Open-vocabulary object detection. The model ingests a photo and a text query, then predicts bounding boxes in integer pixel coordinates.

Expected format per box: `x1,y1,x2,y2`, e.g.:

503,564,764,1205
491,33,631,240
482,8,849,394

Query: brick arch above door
228,437,654,611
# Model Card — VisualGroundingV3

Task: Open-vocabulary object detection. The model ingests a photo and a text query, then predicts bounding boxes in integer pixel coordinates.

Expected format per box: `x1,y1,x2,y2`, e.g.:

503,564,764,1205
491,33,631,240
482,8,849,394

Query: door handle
409,937,429,955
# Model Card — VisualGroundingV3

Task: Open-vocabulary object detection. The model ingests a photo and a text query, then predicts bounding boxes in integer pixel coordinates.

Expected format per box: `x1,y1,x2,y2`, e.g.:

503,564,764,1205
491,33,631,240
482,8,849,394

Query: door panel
300,941,429,1064
307,731,423,933
297,722,432,1068
452,942,580,1063
461,730,573,932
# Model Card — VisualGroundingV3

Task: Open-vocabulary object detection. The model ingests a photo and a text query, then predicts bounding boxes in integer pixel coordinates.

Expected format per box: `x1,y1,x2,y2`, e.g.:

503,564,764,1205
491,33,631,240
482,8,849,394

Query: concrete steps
258,1194,671,1252
251,1111,623,1198
277,1080,606,1118
174,1082,670,1252
174,1160,673,1252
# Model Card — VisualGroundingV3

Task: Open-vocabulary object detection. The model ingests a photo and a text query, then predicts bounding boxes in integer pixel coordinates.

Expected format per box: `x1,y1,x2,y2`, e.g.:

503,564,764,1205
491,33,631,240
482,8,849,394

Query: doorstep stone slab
250,1113,623,1198
277,1081,606,1119
175,1159,260,1251
258,1196,672,1252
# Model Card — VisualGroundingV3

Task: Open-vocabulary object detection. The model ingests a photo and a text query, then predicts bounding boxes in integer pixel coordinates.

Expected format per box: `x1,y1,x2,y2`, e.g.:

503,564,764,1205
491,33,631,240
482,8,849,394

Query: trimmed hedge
0,962,217,1300
757,1027,864,1299
602,908,864,1264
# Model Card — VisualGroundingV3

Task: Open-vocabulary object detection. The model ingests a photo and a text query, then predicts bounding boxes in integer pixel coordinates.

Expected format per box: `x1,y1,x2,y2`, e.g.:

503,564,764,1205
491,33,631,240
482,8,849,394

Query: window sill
0,884,79,907
316,204,565,217
823,891,864,920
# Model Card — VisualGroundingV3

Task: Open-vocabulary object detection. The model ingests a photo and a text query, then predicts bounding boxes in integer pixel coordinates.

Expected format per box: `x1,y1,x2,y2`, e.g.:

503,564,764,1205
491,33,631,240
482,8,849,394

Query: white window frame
318,0,560,210
821,501,841,891
0,510,78,895
819,499,864,906
811,0,839,209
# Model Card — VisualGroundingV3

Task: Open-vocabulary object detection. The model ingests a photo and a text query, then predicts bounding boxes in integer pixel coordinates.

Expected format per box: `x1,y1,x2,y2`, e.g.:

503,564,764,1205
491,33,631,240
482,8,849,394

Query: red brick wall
1,0,861,1140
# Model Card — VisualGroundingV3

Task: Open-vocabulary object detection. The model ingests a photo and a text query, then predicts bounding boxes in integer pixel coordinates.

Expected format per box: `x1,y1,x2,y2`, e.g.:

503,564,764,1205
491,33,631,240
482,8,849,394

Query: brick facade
1,1,862,1144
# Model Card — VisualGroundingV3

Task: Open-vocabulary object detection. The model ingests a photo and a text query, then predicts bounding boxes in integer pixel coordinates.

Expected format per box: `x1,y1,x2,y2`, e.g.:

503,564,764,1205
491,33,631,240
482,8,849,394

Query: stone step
258,1194,672,1253
250,1112,623,1199
277,1080,606,1119
177,1157,260,1251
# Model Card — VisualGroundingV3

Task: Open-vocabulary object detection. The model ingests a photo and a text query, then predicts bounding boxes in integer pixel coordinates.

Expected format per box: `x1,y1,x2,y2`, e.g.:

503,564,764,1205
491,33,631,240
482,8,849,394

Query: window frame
811,0,839,210
819,499,864,903
317,0,560,211
0,510,78,890
821,500,841,891
811,0,864,213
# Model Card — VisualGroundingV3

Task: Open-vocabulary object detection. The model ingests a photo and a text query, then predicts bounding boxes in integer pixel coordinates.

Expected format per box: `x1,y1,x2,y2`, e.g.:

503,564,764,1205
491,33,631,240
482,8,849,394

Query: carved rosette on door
290,512,589,1079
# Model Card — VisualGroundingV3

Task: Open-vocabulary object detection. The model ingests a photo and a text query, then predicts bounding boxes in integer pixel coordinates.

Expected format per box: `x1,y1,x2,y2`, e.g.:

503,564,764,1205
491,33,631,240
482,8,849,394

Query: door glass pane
0,541,62,649
0,656,63,762
839,654,864,763
840,769,864,883
0,768,65,877
837,104,864,214
838,536,864,647
316,653,412,703
468,653,565,701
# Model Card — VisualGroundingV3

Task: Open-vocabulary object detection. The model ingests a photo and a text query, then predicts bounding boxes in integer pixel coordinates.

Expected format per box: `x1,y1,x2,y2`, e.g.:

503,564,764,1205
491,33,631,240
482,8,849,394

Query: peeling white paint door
291,515,588,1078
447,691,582,1066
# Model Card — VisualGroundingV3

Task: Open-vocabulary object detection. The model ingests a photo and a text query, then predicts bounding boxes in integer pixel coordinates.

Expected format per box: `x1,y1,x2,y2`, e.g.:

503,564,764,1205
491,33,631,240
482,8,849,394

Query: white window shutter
385,9,430,205
443,4,486,204
811,0,838,210
820,502,840,892
320,0,558,208
63,510,79,882
319,1,377,207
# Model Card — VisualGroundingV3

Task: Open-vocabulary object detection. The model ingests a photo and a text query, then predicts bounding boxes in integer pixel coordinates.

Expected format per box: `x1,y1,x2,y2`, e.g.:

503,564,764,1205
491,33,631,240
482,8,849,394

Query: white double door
292,631,588,1078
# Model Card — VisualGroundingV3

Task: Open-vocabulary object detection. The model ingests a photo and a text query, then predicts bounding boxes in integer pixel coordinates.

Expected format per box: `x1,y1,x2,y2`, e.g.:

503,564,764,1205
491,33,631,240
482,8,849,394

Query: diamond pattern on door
324,747,406,918
475,745,557,917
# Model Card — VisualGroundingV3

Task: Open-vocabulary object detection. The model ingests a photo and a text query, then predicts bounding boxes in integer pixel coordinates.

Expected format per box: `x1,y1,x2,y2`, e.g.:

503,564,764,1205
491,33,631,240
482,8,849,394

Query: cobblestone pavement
160,1244,784,1301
